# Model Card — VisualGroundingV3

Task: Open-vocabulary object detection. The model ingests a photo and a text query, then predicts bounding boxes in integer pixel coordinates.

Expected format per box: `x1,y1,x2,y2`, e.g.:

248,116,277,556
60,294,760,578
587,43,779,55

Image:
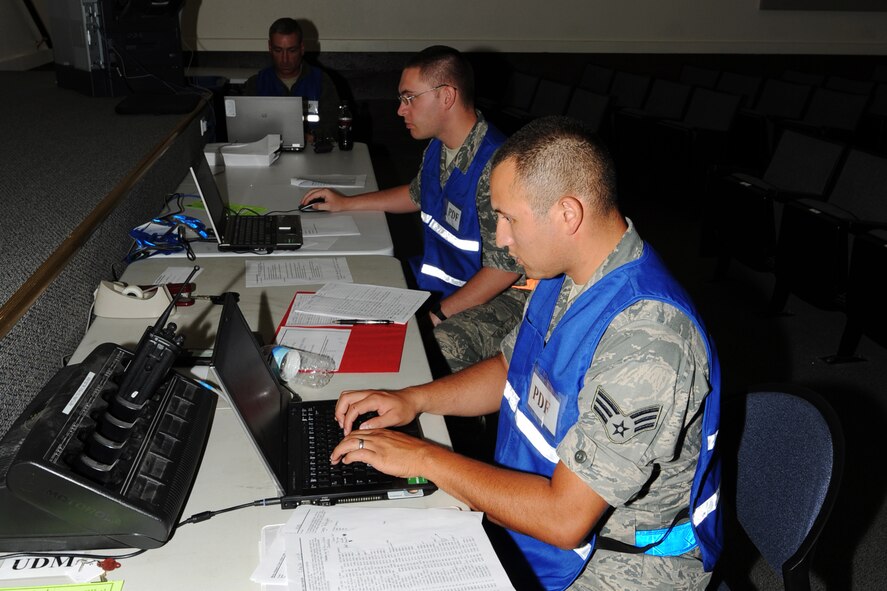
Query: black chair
612,78,692,196
781,69,825,87
651,87,742,204
578,63,614,95
718,385,844,591
608,70,651,110
679,64,720,89
828,228,887,362
859,83,887,153
770,148,887,313
734,78,813,170
779,87,870,145
565,88,612,141
527,79,573,119
495,77,572,133
716,72,762,109
824,75,875,96
709,129,845,276
486,70,540,132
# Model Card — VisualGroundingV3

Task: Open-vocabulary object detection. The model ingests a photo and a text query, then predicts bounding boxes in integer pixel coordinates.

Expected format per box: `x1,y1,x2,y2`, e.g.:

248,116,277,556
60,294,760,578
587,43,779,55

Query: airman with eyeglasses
300,46,527,377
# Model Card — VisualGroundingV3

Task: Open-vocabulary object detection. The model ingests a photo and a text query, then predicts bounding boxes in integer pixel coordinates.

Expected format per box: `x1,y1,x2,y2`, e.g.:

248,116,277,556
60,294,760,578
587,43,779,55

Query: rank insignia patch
592,386,662,443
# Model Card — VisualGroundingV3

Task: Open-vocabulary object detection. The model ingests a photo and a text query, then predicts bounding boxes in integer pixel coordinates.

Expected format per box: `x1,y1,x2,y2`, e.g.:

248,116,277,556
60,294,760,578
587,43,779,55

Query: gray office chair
718,385,844,591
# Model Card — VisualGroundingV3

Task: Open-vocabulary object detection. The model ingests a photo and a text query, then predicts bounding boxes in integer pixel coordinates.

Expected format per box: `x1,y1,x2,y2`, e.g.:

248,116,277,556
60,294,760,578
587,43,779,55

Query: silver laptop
190,157,303,252
224,96,306,151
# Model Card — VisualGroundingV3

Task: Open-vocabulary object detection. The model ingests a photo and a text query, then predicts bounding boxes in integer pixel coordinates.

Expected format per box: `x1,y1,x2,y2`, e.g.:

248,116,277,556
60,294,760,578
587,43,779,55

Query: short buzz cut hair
491,116,618,216
269,17,302,41
405,45,475,109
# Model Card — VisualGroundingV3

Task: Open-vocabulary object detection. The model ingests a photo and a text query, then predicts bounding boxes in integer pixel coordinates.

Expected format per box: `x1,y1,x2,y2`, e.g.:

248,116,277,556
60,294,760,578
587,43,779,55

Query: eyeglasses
397,84,456,106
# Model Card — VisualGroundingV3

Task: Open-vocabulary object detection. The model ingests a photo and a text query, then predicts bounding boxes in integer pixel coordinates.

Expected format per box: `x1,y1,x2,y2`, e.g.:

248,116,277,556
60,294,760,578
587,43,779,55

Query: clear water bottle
337,102,353,151
265,345,335,388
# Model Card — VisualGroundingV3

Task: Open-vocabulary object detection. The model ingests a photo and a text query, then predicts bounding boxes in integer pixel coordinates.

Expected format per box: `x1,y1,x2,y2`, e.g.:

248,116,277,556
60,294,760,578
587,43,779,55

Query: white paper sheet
275,327,350,369
282,293,339,326
289,283,430,324
153,266,203,285
244,258,353,288
278,506,514,591
291,174,367,188
300,216,360,238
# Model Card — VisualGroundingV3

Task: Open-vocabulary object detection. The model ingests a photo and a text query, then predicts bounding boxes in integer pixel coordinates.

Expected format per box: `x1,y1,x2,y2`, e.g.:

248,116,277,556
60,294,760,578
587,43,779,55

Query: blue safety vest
494,245,723,591
410,125,505,299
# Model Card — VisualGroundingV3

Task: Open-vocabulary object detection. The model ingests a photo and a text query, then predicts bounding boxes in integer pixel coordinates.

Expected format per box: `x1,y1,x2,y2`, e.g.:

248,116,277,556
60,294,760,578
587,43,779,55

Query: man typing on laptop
329,117,723,591
299,46,527,377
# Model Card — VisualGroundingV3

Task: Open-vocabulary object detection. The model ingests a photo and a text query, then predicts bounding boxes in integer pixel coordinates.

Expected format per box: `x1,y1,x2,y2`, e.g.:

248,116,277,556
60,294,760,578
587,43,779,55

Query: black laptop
210,293,436,508
190,158,303,252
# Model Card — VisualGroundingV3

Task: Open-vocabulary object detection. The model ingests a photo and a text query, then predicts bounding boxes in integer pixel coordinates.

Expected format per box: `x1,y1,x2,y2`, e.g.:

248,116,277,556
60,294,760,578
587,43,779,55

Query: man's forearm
417,447,608,550
437,267,520,318
345,184,417,213
409,354,507,417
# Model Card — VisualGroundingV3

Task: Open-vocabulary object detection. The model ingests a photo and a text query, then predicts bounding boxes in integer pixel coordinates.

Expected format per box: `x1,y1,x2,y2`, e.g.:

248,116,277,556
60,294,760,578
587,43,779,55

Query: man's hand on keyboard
330,428,432,479
334,388,418,435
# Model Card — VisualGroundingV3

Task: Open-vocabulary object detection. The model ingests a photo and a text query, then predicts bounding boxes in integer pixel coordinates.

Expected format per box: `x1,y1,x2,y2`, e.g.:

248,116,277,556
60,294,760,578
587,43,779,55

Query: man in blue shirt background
244,17,340,141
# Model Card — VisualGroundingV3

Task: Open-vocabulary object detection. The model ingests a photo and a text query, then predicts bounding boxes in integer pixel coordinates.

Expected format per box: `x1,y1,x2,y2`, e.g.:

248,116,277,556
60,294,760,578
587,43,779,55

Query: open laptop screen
211,294,289,487
224,96,305,150
190,157,228,241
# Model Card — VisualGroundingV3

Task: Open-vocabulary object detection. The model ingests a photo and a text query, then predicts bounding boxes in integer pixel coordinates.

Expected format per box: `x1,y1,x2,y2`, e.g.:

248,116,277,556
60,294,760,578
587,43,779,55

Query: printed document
153,266,204,285
300,216,360,238
251,506,514,591
244,258,353,288
291,174,367,188
275,327,350,369
289,283,430,324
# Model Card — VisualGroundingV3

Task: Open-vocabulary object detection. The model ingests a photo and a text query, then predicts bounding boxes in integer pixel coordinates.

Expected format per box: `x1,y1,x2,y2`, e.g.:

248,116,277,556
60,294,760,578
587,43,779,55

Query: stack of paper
288,283,430,324
221,134,282,167
251,506,515,591
275,292,408,373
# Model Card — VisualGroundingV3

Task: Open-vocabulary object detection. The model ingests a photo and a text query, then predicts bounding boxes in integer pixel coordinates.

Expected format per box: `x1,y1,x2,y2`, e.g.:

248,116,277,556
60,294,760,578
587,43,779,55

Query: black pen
332,319,393,325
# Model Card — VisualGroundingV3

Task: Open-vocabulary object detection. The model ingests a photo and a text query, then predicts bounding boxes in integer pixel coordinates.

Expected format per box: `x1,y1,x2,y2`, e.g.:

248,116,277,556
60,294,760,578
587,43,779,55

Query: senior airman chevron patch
592,386,662,443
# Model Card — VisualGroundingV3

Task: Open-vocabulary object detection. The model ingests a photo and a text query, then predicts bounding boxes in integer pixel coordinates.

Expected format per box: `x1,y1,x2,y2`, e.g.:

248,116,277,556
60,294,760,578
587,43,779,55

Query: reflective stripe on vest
636,521,698,557
503,381,559,464
420,212,481,252
419,264,467,288
693,490,719,526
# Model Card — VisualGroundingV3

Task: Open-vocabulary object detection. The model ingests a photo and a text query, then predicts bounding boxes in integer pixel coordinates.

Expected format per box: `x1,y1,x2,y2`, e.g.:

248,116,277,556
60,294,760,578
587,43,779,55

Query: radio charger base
93,281,175,319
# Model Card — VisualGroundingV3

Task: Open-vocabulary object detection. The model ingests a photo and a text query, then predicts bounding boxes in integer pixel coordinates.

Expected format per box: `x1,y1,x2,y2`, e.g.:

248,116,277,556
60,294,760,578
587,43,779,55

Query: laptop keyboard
300,405,386,491
229,215,273,246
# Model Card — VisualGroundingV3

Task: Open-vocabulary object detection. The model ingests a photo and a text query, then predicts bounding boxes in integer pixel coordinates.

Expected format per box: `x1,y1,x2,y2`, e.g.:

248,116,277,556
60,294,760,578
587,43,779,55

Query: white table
168,143,394,258
66,256,465,590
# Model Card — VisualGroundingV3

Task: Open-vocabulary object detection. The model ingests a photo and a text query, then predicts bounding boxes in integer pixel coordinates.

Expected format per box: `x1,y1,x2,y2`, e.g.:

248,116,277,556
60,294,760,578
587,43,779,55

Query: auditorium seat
733,78,814,171
651,87,742,204
769,148,887,314
709,129,845,277
578,63,614,95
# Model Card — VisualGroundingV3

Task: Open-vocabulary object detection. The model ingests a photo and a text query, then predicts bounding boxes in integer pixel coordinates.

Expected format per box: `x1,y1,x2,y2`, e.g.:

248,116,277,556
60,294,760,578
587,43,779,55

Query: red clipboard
274,292,408,373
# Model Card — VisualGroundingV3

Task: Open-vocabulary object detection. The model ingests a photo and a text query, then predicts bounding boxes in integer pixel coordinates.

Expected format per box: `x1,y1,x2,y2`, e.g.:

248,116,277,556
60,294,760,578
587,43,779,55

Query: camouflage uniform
501,219,712,590
409,113,527,373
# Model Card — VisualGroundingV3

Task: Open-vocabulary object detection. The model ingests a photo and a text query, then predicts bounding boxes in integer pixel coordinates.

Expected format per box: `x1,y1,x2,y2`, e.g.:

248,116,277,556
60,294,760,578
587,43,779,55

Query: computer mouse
299,197,325,212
